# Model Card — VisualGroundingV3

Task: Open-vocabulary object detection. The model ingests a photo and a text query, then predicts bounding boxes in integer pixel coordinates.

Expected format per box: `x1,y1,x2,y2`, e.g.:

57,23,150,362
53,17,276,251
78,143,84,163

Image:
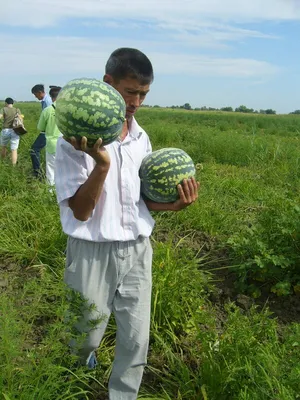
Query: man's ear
103,74,113,85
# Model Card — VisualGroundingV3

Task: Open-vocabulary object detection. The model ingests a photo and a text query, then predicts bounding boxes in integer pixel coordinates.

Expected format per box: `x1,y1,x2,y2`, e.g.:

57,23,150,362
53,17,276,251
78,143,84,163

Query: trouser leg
64,236,153,400
30,132,46,178
109,237,153,400
64,237,117,364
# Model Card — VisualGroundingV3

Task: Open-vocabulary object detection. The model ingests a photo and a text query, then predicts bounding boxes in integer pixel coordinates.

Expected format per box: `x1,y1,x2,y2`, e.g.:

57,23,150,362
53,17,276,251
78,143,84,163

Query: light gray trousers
64,235,153,400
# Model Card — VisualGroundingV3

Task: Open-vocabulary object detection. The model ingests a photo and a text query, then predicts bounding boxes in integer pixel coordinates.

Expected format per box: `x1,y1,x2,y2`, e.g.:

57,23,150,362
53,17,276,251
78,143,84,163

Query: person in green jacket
37,86,62,186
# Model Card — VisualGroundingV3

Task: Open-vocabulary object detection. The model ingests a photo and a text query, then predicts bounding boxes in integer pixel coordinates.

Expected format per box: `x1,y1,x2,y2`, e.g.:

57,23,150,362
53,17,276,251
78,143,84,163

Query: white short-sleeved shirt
55,117,155,242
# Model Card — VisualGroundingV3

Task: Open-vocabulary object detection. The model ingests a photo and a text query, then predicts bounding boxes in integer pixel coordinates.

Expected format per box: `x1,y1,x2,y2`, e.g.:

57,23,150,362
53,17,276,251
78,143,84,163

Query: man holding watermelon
55,48,199,400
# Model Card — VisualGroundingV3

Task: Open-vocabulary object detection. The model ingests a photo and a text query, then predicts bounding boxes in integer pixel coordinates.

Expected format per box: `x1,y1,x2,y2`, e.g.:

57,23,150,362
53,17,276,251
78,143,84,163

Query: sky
1,0,300,113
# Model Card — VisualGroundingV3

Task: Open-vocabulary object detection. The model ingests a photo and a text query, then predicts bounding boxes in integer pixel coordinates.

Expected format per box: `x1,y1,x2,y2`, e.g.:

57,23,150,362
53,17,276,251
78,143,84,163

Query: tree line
142,103,300,115
2,100,299,115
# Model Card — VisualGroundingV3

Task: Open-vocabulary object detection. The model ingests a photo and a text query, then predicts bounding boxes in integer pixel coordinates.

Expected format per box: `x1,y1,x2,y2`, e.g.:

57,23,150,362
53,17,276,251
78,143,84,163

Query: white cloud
1,0,291,60
152,52,279,78
166,27,278,50
2,0,300,28
1,0,294,109
80,19,278,51
0,35,279,79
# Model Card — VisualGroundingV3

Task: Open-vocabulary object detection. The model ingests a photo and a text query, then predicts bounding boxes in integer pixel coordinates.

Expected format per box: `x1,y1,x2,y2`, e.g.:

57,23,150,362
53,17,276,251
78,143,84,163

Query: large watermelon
55,78,126,146
139,148,196,203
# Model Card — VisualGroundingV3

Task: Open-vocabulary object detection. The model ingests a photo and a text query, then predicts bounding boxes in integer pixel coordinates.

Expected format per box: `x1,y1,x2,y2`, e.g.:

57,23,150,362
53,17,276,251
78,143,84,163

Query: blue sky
1,0,300,113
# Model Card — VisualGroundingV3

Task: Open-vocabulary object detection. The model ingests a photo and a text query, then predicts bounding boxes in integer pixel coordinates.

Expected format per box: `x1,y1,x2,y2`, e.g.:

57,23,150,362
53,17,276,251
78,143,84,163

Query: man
55,48,199,400
37,86,62,186
0,98,23,165
30,84,52,179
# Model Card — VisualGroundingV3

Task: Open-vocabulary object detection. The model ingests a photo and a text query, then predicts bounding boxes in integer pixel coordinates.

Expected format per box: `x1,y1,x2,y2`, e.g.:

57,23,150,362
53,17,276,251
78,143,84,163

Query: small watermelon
55,78,126,146
139,148,196,203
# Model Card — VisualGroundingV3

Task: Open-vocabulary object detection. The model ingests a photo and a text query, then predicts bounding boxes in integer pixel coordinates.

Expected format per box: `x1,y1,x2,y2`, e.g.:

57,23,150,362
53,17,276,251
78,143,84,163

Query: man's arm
66,137,110,221
145,177,200,212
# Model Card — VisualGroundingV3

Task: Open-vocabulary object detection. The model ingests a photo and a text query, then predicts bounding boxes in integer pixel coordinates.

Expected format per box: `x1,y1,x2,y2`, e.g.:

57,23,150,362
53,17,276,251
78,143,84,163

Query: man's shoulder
39,105,52,120
131,117,150,141
3,107,16,116
43,104,52,112
43,94,52,106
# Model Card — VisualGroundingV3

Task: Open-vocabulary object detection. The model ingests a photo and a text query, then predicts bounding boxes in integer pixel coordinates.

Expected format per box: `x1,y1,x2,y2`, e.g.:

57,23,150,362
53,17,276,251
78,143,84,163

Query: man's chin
126,110,136,119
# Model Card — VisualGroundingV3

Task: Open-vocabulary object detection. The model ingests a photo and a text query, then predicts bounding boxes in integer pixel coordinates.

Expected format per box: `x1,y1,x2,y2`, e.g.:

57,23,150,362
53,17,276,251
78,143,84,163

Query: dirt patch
210,268,300,325
153,229,300,325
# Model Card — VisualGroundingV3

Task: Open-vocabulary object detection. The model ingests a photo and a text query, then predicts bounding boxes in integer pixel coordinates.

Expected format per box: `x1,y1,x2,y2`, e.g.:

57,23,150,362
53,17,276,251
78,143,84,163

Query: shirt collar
128,116,143,139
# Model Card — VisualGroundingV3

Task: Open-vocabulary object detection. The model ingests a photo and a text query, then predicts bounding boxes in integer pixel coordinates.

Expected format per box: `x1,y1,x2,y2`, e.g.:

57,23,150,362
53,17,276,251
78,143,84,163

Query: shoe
87,351,98,369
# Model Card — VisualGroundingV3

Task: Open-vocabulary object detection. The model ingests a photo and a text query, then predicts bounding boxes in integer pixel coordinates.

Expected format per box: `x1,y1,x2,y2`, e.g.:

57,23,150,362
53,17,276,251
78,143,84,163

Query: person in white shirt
55,47,199,400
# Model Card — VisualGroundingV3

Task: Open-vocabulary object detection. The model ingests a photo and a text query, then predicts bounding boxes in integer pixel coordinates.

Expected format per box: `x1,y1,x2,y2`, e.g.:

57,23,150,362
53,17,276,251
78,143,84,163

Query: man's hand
172,177,200,211
65,136,110,170
145,176,200,212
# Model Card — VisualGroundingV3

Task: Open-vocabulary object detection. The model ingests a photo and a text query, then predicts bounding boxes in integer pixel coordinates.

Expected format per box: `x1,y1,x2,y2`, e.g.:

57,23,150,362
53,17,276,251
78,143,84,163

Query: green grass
137,108,300,294
0,104,300,399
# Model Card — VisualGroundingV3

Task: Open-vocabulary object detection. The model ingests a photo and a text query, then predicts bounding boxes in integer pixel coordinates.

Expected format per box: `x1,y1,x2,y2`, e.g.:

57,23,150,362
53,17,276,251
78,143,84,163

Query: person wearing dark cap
30,84,52,179
0,98,23,165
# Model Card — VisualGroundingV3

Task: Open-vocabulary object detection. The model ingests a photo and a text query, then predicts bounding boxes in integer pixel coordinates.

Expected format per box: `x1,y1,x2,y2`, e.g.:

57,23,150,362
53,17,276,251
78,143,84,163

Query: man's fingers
64,136,82,150
174,177,200,211
183,179,193,203
178,180,191,204
94,138,103,150
177,183,186,202
64,135,108,158
80,137,88,152
189,177,199,200
180,178,200,203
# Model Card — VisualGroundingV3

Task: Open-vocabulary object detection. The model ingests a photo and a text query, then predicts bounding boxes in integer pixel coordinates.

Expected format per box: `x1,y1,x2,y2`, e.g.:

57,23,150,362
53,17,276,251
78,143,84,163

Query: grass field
0,103,300,399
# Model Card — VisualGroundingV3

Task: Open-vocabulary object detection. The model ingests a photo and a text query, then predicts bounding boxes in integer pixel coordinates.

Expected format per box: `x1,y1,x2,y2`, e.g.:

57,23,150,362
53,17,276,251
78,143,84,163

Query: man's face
34,91,44,101
104,75,150,119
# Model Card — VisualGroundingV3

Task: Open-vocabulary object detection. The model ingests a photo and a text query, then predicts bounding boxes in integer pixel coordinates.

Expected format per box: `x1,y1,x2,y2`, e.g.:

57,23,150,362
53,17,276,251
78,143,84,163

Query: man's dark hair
49,86,61,99
31,84,45,94
5,97,14,105
105,48,154,84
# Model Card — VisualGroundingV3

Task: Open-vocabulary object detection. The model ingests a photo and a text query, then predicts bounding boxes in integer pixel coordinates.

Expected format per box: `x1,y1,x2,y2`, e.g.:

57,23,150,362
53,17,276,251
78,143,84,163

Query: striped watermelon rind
139,148,196,203
55,78,126,146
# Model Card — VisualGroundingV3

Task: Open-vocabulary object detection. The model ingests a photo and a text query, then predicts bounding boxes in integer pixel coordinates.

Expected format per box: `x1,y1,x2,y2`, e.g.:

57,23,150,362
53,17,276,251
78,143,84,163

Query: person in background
0,98,23,165
55,47,199,400
37,86,62,187
30,84,52,179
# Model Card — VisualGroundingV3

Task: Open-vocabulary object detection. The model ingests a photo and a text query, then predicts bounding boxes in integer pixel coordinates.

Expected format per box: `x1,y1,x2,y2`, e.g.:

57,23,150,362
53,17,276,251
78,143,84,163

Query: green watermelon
139,148,196,203
55,78,126,146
